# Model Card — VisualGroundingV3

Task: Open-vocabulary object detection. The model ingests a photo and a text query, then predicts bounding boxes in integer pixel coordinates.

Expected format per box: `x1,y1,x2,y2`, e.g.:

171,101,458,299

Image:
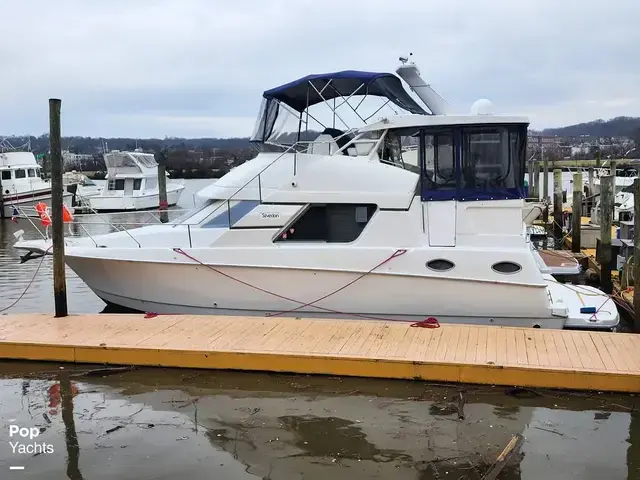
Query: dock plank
0,314,639,393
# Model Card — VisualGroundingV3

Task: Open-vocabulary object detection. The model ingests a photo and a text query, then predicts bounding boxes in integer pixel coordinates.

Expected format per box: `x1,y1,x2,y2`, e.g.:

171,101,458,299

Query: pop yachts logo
8,425,54,455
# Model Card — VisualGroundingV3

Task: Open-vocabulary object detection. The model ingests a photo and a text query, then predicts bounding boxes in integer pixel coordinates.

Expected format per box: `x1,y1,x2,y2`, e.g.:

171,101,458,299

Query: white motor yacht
88,150,185,212
1,147,73,218
14,59,618,330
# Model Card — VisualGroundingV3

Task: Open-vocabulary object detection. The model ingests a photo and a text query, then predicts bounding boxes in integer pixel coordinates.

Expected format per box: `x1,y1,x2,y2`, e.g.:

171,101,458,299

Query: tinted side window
276,204,376,243
460,126,523,192
201,200,260,228
422,130,456,193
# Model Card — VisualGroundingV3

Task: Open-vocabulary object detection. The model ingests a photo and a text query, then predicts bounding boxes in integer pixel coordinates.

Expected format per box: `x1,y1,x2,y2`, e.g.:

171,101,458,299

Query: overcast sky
1,0,638,138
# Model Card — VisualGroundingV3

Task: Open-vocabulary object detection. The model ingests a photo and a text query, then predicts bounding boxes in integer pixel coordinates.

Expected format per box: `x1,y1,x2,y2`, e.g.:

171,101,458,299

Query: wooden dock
1,314,639,393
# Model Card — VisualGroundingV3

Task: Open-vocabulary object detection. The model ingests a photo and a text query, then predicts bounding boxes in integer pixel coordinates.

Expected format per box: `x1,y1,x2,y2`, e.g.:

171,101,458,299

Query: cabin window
276,204,377,243
133,179,142,190
108,179,125,190
421,129,456,195
15,169,26,179
460,126,523,193
27,169,36,177
378,128,420,174
201,200,260,228
1,170,10,180
419,124,527,201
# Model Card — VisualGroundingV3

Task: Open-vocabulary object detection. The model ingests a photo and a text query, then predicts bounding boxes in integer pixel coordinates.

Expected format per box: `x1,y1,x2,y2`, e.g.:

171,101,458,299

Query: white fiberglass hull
64,253,573,328
89,185,184,212
2,189,73,218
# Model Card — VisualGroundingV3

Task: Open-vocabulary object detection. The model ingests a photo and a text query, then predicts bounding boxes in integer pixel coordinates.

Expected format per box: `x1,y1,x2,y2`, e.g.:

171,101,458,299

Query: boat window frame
200,200,261,228
15,169,26,179
1,170,11,180
274,203,377,243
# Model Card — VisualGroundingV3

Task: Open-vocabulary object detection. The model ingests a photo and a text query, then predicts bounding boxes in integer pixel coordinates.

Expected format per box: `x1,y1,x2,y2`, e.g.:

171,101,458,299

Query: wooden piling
531,162,539,199
599,175,614,294
553,168,563,249
542,153,549,225
587,167,595,216
634,178,640,332
610,159,617,176
572,171,582,253
49,98,68,317
157,149,169,223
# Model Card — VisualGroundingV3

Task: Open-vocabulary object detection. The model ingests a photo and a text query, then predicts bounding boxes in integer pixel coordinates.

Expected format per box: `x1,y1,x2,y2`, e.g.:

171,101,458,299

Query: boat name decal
261,212,280,219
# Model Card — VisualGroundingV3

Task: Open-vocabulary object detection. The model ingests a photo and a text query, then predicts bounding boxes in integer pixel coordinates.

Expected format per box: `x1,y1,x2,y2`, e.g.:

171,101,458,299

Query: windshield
169,199,221,225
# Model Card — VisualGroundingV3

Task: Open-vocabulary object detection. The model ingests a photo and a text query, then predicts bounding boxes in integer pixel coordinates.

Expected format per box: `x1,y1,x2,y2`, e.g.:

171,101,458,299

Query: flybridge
250,70,429,145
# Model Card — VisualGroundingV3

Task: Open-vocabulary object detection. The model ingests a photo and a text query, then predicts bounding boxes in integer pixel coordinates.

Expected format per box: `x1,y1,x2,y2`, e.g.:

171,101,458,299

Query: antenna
398,52,413,65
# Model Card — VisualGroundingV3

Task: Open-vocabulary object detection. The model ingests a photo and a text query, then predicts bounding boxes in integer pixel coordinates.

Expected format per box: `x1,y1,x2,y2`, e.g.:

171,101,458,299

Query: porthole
426,259,455,272
491,261,522,274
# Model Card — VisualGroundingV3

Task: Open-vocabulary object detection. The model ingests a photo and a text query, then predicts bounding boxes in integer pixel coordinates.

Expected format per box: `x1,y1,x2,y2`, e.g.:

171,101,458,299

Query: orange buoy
62,204,73,223
35,202,52,227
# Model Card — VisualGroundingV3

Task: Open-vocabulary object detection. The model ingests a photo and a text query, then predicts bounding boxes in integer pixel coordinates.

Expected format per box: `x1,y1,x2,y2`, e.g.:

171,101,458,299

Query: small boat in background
63,171,103,213
88,149,185,212
1,146,73,218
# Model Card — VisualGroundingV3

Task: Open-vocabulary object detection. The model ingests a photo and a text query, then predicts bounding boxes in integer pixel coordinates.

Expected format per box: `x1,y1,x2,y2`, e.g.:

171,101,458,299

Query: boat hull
64,254,567,329
2,189,74,218
88,186,184,212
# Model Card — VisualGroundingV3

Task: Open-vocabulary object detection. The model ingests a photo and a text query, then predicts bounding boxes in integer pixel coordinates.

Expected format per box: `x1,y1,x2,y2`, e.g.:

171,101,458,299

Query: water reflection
1,364,636,479
628,409,640,480
59,372,83,480
278,415,413,463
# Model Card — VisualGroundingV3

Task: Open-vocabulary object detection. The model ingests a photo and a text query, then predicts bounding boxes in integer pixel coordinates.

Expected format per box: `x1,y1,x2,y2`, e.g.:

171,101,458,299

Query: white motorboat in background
63,171,103,213
590,171,637,225
14,57,618,330
88,149,185,212
0,145,73,218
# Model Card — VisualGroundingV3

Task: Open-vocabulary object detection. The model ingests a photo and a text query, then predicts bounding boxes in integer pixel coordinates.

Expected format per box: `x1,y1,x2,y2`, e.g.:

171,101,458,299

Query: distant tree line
2,135,260,179
541,116,640,140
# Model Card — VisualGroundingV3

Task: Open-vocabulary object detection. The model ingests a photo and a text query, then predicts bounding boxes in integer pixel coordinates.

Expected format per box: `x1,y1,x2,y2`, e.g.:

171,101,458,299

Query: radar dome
470,98,493,115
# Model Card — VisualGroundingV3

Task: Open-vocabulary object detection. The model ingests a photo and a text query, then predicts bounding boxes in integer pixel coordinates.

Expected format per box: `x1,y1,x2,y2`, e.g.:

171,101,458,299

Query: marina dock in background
1,313,639,393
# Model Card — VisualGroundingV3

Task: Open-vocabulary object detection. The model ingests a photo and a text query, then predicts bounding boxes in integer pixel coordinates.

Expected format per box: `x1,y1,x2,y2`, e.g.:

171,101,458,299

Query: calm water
0,364,638,479
0,178,213,315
